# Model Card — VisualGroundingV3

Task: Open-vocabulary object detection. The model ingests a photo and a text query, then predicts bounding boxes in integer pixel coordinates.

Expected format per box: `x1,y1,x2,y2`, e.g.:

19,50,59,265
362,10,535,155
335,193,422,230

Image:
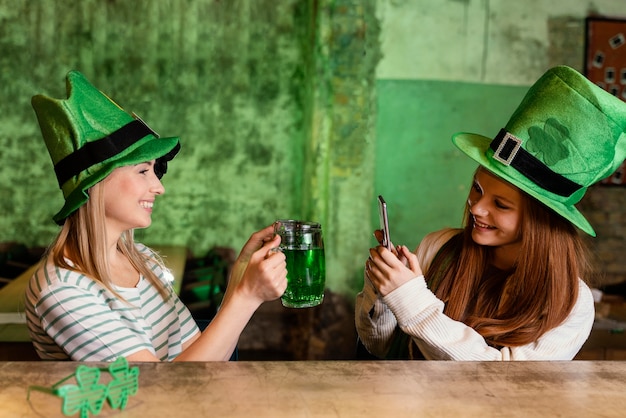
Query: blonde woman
25,71,287,362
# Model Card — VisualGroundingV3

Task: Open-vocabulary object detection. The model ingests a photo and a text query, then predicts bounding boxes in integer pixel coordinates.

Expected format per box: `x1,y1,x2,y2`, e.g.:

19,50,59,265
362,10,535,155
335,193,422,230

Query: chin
130,218,152,230
471,229,497,247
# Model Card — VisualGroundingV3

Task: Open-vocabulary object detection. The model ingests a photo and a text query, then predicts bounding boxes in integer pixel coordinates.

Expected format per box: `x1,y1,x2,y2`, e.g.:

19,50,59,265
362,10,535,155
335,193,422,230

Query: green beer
275,220,325,308
282,248,326,308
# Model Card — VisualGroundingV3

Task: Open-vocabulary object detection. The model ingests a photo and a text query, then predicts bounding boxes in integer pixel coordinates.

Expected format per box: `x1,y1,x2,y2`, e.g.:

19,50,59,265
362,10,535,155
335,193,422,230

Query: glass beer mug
274,220,326,308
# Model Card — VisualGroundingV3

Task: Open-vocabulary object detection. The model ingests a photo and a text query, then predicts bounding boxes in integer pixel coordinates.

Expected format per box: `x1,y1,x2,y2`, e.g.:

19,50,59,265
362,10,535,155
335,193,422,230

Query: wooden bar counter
1,360,625,417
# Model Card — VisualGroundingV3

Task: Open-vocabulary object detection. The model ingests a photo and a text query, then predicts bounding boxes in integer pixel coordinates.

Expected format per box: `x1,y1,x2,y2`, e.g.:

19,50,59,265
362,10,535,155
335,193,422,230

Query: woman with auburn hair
356,65,626,360
424,169,587,349
25,71,287,362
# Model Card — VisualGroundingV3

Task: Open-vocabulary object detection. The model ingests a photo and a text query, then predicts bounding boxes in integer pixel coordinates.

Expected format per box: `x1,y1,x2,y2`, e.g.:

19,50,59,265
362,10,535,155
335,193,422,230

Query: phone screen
378,195,392,250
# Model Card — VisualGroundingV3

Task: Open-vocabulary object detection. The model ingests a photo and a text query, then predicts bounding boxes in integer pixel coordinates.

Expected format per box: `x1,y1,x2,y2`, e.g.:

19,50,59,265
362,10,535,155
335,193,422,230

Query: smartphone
377,195,392,251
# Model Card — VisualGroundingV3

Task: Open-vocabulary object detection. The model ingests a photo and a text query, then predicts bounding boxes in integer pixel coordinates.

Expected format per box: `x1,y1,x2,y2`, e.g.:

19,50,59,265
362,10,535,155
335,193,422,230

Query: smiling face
467,167,524,266
101,160,165,236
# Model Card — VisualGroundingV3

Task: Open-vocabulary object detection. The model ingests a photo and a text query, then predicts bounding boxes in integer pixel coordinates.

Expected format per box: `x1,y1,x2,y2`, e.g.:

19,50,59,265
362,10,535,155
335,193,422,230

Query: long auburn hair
427,172,590,347
44,180,171,302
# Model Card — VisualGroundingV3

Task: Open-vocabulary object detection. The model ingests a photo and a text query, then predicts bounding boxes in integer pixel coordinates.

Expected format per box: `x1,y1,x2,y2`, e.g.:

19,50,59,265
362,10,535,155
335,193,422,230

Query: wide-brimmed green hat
32,70,180,225
453,65,626,237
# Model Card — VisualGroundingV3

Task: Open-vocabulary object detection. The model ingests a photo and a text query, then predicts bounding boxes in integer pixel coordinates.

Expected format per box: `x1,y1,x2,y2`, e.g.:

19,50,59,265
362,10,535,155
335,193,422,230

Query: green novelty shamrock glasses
27,357,139,418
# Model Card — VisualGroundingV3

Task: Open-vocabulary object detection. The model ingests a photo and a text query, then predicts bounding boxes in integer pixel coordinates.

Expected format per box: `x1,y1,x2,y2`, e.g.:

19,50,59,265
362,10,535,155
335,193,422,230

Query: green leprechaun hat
452,65,626,237
32,70,180,224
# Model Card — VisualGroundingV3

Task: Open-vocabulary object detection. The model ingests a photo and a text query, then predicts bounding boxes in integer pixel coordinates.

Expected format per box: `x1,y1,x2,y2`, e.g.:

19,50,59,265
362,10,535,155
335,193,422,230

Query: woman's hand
366,244,422,297
238,224,277,265
232,233,287,306
187,228,286,361
228,224,277,284
373,229,397,256
224,224,286,302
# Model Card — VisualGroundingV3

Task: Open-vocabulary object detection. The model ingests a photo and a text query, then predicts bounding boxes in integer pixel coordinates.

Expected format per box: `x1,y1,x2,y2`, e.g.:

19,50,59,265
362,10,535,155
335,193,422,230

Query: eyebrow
473,178,518,206
135,161,155,167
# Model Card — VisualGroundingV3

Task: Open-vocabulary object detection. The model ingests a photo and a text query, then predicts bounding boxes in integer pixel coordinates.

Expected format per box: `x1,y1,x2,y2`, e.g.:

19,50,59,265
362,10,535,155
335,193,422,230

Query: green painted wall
374,79,528,251
1,0,305,251
0,0,378,299
7,0,622,303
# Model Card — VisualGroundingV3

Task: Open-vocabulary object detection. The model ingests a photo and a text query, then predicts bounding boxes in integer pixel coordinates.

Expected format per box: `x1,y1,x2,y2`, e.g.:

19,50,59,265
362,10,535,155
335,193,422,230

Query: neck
107,241,140,288
491,244,520,270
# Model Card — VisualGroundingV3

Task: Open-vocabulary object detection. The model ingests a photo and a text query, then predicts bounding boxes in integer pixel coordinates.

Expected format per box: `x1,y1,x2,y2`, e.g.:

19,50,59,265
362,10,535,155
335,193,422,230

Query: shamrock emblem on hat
525,118,572,166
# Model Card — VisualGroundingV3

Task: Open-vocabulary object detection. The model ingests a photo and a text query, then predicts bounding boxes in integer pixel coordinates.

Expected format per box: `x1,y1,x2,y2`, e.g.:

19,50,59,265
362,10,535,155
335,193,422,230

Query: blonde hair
427,171,590,348
45,181,171,301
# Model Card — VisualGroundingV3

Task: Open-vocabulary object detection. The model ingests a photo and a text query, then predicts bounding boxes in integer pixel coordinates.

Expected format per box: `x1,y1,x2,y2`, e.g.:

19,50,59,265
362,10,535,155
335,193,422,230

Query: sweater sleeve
355,228,463,358
354,270,398,358
383,276,595,360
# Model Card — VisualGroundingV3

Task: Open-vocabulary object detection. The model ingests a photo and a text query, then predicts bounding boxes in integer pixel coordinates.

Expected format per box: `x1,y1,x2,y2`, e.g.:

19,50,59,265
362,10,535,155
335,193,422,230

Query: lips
473,219,495,229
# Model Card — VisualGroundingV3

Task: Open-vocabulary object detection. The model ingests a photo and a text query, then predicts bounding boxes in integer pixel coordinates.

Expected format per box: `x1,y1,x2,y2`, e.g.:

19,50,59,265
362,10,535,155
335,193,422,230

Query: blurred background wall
0,0,379,299
374,0,626,289
1,0,626,304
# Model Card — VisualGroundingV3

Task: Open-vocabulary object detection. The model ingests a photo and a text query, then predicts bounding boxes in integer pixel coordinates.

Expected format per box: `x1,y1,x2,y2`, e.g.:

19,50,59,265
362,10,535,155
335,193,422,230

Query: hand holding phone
378,195,392,251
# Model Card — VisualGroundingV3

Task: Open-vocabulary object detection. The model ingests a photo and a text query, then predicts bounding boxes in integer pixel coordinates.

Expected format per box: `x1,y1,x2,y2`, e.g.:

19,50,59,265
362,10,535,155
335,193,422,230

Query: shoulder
27,259,107,304
575,279,595,311
133,242,172,286
133,242,165,269
134,242,157,258
419,228,462,250
557,278,595,337
415,228,463,272
560,278,595,326
31,259,89,287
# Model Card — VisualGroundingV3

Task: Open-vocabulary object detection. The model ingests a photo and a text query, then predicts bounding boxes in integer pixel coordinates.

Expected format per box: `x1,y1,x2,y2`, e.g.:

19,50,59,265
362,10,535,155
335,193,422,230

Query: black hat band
54,119,156,188
489,129,582,197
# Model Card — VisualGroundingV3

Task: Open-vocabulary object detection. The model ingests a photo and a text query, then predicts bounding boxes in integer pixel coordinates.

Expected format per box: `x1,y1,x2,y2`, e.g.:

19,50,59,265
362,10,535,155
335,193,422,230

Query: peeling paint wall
0,0,380,298
376,0,625,84
374,0,626,286
2,0,305,251
4,0,626,303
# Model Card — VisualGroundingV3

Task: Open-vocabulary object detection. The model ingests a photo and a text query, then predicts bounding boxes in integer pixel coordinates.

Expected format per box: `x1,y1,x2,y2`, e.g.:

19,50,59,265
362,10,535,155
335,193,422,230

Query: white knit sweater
355,229,595,361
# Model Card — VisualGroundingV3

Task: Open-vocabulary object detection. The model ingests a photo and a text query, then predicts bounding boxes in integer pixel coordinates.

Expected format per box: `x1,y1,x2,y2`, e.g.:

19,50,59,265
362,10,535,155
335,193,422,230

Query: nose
469,197,488,217
151,174,165,195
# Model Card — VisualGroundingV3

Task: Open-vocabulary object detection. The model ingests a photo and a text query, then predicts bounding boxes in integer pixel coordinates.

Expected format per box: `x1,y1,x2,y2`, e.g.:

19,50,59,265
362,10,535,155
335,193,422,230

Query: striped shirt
24,244,199,361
